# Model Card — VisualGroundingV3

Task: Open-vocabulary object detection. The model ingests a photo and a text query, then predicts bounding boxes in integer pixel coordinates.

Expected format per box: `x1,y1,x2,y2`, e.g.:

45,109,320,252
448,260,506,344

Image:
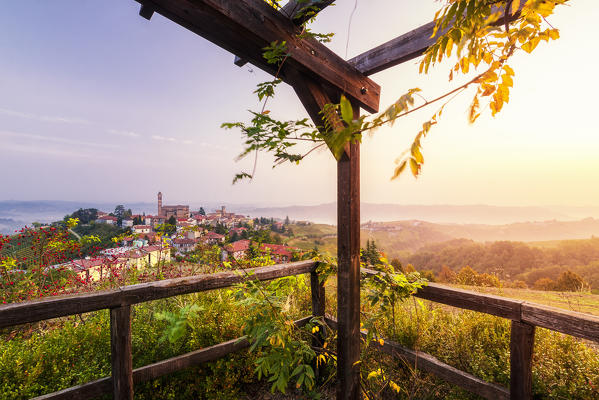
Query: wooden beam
510,321,535,400
0,261,317,329
348,20,437,76
336,103,361,400
235,0,335,67
281,0,336,25
139,4,155,20
325,316,510,400
110,305,133,400
136,0,379,113
348,4,524,76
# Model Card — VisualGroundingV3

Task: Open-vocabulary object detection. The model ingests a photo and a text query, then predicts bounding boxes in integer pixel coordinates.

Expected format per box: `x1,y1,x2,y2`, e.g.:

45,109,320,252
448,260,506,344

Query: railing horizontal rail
33,316,313,400
361,267,599,343
325,316,509,400
0,260,318,329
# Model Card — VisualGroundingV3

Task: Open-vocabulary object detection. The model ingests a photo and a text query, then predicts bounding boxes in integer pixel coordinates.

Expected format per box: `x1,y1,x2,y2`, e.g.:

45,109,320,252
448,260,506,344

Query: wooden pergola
130,0,512,398
5,2,599,400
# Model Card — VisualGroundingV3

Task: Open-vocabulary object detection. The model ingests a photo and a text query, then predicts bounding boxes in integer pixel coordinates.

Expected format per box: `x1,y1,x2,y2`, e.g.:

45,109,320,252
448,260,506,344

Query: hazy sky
1,1,597,207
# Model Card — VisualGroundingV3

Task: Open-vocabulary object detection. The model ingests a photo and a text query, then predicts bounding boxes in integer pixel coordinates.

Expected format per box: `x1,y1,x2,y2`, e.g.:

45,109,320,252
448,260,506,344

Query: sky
0,0,598,208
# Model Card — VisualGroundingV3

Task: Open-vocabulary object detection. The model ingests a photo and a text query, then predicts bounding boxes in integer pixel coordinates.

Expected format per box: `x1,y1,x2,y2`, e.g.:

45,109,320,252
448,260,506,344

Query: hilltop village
54,192,301,282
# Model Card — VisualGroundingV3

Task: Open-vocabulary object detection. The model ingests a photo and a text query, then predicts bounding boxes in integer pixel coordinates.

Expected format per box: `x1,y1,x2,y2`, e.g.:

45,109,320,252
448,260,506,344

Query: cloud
0,130,117,149
151,135,193,145
107,129,141,138
0,107,90,125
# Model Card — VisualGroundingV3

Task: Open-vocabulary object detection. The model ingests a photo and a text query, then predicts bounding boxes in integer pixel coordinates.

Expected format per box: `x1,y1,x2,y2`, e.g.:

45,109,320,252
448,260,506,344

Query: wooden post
510,321,535,400
111,305,133,400
337,104,361,400
310,267,326,379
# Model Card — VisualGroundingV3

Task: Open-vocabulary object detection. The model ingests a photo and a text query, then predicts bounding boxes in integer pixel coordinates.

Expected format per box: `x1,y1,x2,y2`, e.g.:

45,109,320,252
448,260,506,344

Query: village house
202,231,225,245
121,218,134,228
172,238,197,253
95,215,118,225
260,243,299,263
222,239,251,260
133,225,152,234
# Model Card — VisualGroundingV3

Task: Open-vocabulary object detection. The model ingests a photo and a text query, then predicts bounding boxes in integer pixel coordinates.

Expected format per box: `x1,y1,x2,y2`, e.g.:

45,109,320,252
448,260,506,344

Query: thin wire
345,0,358,58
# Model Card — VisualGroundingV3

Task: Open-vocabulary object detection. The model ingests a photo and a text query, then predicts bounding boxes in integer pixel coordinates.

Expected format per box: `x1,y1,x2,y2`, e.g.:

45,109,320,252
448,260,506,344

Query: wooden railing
0,261,321,400
360,267,599,400
1,262,598,400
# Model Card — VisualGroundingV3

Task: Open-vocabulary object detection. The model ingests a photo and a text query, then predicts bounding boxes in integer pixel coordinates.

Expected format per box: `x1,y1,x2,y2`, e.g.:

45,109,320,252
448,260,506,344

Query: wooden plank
362,268,523,320
111,305,133,400
325,317,509,400
136,0,380,113
348,4,525,76
139,4,155,20
348,20,438,76
510,321,535,400
336,103,361,400
235,0,335,67
310,268,326,379
521,302,599,342
0,261,316,329
281,0,335,25
32,316,313,400
32,378,111,400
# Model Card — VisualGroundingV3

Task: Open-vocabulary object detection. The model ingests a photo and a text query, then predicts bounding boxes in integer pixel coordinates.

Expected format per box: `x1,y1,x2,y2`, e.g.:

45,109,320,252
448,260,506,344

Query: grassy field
447,284,599,316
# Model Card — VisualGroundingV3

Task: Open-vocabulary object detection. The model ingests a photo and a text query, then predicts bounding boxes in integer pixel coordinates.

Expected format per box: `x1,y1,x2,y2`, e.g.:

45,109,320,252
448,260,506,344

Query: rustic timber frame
1,262,598,400
2,1,596,400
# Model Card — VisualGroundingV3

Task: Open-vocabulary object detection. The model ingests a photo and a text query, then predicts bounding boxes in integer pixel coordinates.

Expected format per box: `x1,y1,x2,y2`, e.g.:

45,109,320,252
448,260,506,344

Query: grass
445,284,599,316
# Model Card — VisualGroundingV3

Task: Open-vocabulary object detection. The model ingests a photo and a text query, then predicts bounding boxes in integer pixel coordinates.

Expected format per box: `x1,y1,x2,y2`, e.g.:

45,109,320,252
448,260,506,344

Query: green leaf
340,95,353,124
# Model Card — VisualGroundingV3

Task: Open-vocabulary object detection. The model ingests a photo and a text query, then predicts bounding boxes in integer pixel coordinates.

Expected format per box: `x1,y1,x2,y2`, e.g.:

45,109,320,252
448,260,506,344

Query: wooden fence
0,261,598,400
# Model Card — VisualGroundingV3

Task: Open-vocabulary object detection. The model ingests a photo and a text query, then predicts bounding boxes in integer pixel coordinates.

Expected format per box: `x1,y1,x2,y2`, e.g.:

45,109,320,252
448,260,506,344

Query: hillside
285,218,599,259
247,203,592,225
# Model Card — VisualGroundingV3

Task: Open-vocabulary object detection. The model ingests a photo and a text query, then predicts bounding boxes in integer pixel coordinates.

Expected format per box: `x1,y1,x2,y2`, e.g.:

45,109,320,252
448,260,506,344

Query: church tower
157,192,163,216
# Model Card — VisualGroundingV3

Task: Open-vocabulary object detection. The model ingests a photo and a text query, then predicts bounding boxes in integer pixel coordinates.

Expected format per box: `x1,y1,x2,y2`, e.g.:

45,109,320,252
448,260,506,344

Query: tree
438,265,456,283
199,207,206,216
114,205,125,219
66,208,98,224
284,215,290,225
555,270,586,292
534,277,556,291
167,215,176,226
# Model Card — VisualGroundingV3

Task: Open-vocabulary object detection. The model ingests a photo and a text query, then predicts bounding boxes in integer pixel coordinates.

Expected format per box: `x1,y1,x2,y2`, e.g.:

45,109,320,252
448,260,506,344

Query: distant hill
247,203,577,225
287,218,599,260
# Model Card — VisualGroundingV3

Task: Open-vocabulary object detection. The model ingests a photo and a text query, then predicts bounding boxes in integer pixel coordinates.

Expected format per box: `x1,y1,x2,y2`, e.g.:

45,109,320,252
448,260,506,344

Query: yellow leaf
409,158,420,177
502,74,513,87
378,338,385,346
503,65,515,76
548,29,560,40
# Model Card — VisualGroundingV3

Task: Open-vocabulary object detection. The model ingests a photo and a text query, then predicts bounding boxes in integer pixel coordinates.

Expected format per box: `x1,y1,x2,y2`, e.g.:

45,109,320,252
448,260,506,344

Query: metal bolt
360,87,368,95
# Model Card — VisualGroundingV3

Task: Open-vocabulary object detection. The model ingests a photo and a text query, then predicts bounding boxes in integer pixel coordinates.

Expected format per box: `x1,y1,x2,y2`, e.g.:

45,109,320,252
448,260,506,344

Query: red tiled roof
98,215,117,221
173,238,196,245
205,232,224,239
225,239,250,253
133,225,151,229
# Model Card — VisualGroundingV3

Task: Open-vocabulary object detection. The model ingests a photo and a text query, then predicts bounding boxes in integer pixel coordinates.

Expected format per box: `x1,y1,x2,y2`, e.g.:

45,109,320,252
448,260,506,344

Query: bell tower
157,192,163,216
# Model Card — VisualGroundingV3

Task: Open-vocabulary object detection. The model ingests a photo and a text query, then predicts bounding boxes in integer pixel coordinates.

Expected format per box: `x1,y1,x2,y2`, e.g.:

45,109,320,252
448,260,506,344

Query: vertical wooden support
510,321,535,400
337,104,361,400
111,305,133,400
311,267,326,379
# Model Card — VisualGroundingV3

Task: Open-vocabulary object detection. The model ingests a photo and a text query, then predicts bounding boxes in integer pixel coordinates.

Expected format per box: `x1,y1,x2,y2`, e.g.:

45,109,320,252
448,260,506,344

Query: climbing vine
223,0,568,181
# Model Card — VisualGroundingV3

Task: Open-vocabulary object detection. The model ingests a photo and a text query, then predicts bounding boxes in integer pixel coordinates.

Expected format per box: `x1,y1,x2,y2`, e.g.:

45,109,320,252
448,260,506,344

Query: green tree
199,207,206,216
